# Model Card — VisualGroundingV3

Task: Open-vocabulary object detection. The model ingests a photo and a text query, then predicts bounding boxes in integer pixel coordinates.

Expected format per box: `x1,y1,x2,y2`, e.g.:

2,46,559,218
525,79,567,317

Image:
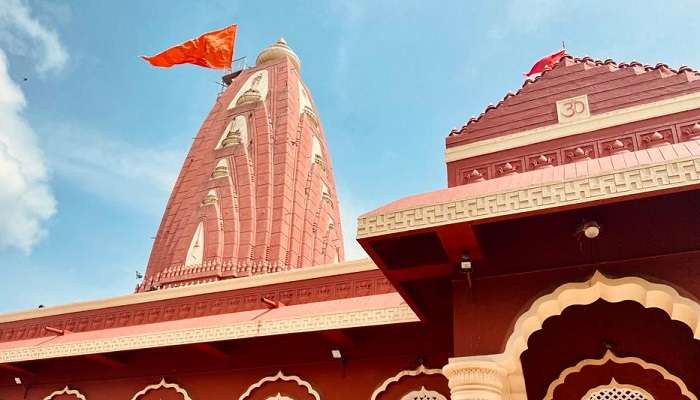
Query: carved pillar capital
442,359,508,400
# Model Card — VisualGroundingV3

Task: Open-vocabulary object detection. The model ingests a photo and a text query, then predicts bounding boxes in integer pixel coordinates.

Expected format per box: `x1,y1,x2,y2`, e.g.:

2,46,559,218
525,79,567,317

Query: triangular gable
447,56,700,147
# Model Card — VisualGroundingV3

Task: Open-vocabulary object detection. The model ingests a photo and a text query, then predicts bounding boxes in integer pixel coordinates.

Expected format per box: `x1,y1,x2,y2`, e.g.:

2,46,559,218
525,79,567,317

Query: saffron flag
142,25,237,68
524,49,566,77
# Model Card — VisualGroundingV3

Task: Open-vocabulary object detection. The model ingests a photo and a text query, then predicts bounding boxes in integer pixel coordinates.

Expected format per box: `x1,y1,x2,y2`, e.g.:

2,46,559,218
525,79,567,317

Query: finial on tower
256,37,301,71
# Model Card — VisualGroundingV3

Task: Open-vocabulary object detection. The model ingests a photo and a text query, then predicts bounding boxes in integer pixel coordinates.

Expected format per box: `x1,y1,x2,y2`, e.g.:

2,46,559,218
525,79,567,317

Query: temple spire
140,38,343,291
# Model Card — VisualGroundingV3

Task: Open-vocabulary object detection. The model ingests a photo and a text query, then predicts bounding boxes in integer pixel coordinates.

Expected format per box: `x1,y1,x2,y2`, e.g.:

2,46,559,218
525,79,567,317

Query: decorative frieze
0,271,393,343
362,157,700,238
454,119,700,187
0,302,417,363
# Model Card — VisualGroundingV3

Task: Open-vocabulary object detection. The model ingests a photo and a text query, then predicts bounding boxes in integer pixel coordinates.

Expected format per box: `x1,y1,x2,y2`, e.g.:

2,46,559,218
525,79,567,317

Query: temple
1,41,700,400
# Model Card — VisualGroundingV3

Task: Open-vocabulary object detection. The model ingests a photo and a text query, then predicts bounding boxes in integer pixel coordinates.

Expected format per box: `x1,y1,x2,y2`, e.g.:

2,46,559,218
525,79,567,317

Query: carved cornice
239,371,320,400
0,303,417,363
130,378,192,400
358,156,700,238
545,351,697,400
0,259,378,326
371,364,444,400
42,386,87,400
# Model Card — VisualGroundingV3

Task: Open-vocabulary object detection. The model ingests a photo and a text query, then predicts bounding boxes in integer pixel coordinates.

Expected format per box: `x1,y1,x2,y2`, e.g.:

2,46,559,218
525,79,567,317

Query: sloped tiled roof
358,140,700,238
447,55,700,147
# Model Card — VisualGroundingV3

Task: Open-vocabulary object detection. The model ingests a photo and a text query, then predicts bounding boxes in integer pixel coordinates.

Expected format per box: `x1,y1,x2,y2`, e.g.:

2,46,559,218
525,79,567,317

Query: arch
42,386,87,400
544,351,696,400
184,221,205,267
311,136,323,169
501,271,700,373
456,271,700,399
370,364,444,400
216,115,249,149
228,70,269,109
298,82,313,114
239,371,320,400
129,378,192,400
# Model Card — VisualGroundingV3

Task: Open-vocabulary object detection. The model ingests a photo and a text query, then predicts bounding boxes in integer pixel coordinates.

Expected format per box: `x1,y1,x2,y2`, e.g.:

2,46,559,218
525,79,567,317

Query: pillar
442,358,508,400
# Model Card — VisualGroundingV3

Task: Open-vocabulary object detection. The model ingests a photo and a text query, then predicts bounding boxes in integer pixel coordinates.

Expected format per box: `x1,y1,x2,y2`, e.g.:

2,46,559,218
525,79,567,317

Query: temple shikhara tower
3,40,700,400
141,38,344,291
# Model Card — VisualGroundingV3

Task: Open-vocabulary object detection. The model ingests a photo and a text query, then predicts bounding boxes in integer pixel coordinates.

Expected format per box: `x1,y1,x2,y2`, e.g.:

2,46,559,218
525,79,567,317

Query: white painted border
545,352,695,400
129,378,193,400
238,371,320,400
370,364,444,400
42,386,87,400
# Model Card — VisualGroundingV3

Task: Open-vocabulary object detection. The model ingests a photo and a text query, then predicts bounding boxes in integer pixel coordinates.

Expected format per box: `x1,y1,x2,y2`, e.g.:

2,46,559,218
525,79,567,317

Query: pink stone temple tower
138,38,344,291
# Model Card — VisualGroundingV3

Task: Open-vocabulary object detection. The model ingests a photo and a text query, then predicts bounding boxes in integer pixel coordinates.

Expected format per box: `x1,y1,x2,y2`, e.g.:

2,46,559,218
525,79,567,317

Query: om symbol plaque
556,94,590,123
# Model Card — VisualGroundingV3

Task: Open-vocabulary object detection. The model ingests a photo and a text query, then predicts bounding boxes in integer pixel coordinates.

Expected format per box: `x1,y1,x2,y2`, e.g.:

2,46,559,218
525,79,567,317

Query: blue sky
1,0,699,312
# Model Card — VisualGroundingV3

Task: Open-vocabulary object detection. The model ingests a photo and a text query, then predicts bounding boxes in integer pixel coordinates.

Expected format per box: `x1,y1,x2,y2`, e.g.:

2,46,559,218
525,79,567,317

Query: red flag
524,49,566,77
142,25,237,69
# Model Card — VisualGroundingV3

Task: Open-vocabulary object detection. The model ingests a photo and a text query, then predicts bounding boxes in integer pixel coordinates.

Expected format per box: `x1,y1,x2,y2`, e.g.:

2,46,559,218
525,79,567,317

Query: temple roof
0,259,414,362
359,139,700,239
0,292,414,363
447,55,700,147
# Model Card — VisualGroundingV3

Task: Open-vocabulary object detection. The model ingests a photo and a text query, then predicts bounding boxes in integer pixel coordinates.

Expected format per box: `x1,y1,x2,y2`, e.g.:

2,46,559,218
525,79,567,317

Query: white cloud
0,0,68,252
0,50,56,252
0,0,68,74
44,127,182,215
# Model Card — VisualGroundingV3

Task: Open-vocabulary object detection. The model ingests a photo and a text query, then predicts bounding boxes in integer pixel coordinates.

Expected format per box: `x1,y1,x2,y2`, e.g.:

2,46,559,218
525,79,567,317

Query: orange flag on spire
524,49,566,77
142,25,237,69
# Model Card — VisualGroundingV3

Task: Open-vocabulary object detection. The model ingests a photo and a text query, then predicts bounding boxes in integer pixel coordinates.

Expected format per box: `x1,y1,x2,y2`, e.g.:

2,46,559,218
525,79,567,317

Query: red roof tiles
447,55,700,147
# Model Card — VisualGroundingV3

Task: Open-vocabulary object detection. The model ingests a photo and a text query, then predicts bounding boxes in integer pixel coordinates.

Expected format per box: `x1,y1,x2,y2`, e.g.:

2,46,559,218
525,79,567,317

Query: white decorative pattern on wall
129,378,193,400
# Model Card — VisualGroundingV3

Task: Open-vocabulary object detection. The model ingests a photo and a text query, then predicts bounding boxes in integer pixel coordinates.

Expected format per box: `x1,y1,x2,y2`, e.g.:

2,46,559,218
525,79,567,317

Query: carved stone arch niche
544,352,696,400
239,371,320,400
371,365,449,400
130,378,193,400
443,272,700,400
42,386,87,400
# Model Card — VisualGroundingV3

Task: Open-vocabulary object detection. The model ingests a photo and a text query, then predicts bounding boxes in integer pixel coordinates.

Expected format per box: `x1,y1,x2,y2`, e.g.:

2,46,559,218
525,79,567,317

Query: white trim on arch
545,351,696,400
448,271,700,400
